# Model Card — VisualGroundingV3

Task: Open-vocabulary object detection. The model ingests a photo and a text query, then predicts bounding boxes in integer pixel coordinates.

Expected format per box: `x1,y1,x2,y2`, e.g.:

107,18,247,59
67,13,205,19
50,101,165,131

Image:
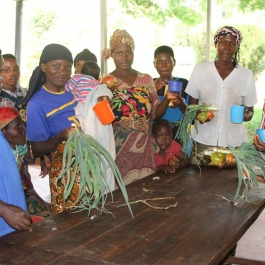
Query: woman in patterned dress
23,44,79,214
103,29,178,185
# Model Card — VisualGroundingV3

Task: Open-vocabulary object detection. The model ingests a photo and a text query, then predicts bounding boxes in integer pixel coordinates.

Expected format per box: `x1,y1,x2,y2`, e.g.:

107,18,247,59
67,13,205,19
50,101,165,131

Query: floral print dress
111,72,160,184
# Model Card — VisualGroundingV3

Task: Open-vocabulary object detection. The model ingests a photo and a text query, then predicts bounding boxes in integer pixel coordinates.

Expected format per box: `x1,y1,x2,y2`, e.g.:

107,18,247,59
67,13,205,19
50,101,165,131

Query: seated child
152,118,189,173
81,60,100,80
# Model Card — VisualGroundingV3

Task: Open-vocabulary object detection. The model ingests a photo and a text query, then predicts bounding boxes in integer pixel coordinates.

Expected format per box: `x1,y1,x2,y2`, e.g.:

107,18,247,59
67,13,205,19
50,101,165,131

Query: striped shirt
65,74,100,104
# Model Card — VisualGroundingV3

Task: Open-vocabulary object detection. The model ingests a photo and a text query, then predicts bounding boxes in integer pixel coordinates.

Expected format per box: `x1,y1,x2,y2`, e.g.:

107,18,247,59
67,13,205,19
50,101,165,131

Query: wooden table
1,166,265,265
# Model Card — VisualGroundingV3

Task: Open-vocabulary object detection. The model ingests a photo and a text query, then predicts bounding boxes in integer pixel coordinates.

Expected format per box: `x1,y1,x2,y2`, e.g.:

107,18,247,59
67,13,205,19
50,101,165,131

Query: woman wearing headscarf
0,53,49,178
22,44,80,214
103,29,178,184
186,26,257,165
0,54,31,236
0,107,51,217
74,48,97,74
0,130,32,237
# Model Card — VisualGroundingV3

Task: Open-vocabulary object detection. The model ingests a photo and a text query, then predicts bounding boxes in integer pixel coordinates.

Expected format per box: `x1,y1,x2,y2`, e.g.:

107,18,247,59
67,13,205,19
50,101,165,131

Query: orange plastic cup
93,100,115,125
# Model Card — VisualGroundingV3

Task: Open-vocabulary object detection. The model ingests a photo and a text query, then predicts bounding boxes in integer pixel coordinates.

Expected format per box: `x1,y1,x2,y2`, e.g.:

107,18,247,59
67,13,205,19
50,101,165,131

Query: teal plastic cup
230,105,244,123
168,81,182,94
256,129,265,143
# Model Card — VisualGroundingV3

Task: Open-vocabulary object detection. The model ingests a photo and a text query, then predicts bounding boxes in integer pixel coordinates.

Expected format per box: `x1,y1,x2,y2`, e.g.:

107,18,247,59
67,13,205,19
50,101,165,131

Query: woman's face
216,35,238,62
2,116,26,149
112,44,134,71
41,60,72,90
75,60,86,74
154,52,175,79
2,58,20,88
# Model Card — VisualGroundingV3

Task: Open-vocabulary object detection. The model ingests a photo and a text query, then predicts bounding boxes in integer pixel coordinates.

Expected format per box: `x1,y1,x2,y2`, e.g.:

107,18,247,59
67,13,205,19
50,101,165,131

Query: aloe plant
57,130,134,218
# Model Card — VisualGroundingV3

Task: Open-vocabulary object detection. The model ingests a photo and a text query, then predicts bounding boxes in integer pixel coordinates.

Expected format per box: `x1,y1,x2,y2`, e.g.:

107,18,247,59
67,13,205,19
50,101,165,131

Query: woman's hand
154,78,166,91
196,107,213,124
243,106,254,122
254,135,265,152
97,95,112,105
170,95,182,107
0,202,32,232
164,90,178,101
59,126,78,141
39,157,50,178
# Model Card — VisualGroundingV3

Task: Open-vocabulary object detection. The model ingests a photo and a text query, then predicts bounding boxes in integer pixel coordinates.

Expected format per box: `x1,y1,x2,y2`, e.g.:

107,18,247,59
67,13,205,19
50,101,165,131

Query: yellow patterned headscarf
103,29,135,60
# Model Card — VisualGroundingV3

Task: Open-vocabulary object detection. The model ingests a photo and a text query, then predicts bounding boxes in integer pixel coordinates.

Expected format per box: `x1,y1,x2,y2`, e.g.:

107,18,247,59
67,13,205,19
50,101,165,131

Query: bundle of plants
57,130,133,218
207,143,265,203
175,104,220,153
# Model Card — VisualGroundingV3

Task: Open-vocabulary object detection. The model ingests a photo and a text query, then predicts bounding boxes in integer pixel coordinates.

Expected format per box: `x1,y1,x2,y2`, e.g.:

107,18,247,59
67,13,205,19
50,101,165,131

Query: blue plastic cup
256,129,265,143
168,81,182,94
230,105,244,123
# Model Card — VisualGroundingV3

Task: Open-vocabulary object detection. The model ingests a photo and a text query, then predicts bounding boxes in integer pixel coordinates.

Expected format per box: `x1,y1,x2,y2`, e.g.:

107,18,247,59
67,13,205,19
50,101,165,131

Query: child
81,60,100,80
65,60,100,104
152,118,189,173
0,107,51,217
65,74,100,105
153,46,189,141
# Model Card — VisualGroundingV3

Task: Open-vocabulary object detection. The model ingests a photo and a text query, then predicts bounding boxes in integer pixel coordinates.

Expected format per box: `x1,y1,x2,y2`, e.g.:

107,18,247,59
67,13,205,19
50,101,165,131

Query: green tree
119,0,265,26
31,10,55,38
118,0,205,26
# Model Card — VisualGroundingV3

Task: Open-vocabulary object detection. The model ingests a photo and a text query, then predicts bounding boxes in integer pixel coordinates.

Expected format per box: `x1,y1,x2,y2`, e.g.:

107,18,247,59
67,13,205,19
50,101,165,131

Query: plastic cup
256,129,265,143
168,81,182,94
93,100,115,125
230,105,244,123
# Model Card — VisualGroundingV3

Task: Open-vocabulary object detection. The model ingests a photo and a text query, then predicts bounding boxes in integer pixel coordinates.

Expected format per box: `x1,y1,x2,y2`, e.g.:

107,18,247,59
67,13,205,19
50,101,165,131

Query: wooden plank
64,168,262,264
31,167,232,259
106,196,263,265
0,167,264,265
49,255,115,265
226,256,265,265
0,246,60,265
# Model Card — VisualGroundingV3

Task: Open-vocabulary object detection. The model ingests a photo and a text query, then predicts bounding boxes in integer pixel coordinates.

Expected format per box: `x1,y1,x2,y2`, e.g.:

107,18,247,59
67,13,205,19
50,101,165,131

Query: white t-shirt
186,61,257,147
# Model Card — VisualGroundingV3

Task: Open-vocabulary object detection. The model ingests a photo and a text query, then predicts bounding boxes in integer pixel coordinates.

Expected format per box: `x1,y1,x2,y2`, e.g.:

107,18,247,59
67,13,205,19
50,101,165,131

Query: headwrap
214,26,243,47
0,107,19,129
39,44,73,65
74,49,97,66
103,29,135,60
21,44,73,106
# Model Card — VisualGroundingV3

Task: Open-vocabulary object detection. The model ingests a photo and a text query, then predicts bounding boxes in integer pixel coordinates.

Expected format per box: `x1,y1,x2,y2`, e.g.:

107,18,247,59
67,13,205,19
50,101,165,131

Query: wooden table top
1,166,264,265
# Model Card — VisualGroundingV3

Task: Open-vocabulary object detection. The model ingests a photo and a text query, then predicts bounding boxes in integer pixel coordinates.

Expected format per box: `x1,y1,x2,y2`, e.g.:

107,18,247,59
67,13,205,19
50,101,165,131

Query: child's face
2,116,26,148
154,124,172,150
154,52,175,79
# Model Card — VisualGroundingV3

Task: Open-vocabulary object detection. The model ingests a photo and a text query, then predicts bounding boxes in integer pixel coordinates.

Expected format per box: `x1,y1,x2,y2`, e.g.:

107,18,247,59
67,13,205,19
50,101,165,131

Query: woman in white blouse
186,26,257,165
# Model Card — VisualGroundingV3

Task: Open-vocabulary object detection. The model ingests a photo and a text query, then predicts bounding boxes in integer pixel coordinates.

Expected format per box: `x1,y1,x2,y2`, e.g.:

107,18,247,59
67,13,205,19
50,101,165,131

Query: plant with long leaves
216,143,265,203
175,104,220,154
57,130,134,218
